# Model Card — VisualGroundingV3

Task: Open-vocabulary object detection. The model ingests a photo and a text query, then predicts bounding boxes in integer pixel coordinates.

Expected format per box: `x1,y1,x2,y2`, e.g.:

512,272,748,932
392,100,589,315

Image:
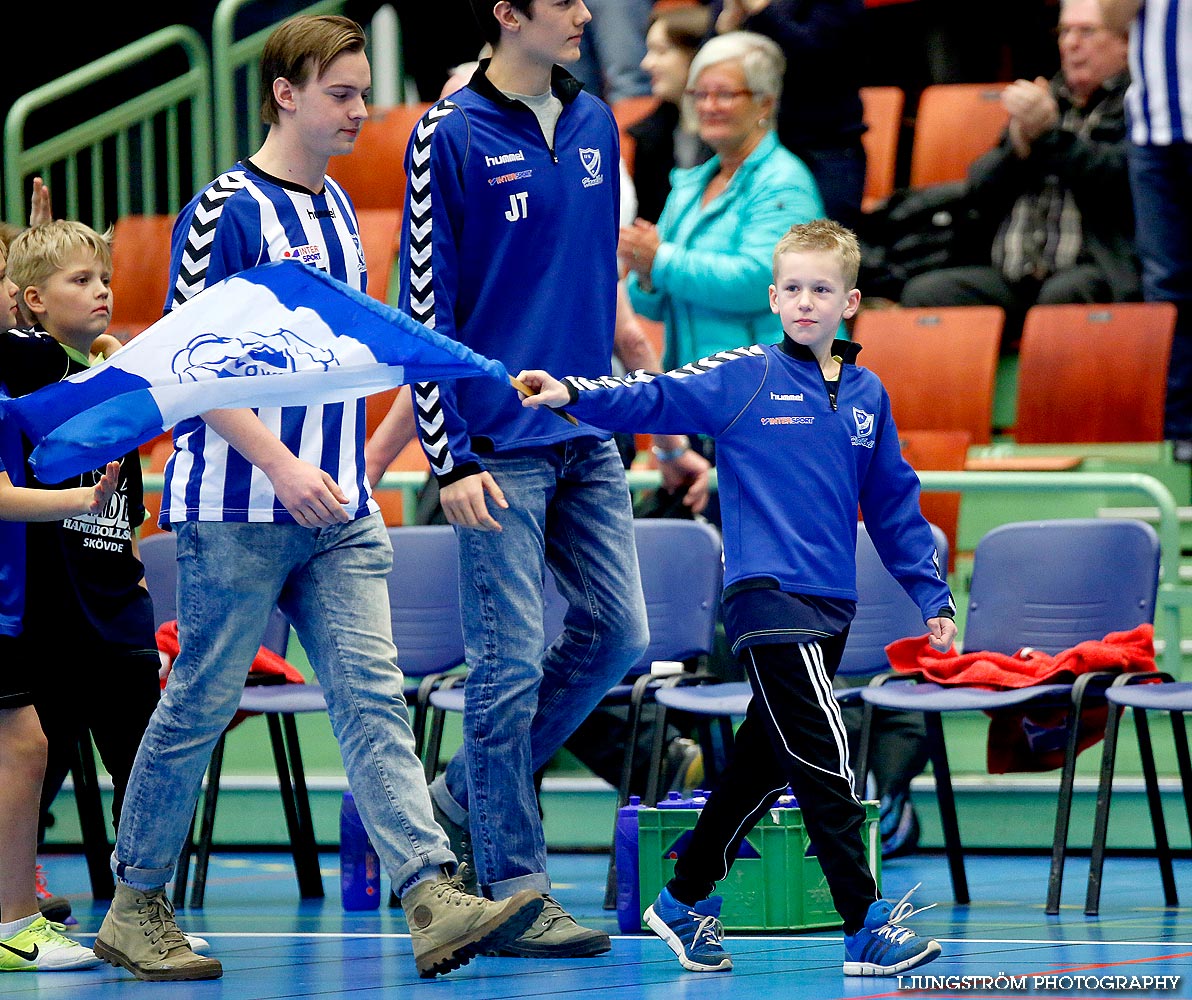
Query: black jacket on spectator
627,101,712,224
965,70,1139,303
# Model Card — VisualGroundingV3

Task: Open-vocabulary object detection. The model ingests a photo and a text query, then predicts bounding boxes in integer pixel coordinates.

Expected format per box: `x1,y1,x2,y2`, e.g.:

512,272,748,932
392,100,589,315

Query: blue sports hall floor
5,848,1191,999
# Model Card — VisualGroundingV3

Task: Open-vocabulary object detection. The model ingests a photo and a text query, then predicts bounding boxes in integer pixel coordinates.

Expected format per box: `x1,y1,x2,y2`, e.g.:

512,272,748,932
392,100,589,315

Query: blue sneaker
842,883,941,976
644,887,732,972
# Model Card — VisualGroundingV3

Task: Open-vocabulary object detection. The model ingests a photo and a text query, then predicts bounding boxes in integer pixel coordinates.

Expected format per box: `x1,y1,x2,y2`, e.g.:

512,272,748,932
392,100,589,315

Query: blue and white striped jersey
159,160,377,525
1127,0,1192,145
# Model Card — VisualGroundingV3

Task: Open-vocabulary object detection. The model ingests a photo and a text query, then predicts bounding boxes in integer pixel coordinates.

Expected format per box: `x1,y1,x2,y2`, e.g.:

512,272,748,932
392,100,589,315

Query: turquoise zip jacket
626,130,824,368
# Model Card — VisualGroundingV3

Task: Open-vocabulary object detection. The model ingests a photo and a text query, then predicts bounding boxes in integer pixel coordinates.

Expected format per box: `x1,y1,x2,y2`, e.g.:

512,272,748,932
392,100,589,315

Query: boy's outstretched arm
516,370,571,409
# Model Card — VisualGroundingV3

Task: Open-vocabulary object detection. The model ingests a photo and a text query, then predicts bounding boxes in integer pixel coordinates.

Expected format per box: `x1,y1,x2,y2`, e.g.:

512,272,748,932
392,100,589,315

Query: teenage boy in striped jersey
94,14,542,983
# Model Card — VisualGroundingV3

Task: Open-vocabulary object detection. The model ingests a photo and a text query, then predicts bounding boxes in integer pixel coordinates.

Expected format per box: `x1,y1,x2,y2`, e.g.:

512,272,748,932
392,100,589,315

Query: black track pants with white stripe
669,637,878,932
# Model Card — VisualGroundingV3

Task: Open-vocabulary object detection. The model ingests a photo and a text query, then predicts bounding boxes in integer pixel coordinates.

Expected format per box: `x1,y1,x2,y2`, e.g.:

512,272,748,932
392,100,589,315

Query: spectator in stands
629,3,713,224
708,0,868,228
859,0,1061,94
621,30,823,370
1101,0,1192,455
0,178,56,330
440,55,487,100
900,0,1138,338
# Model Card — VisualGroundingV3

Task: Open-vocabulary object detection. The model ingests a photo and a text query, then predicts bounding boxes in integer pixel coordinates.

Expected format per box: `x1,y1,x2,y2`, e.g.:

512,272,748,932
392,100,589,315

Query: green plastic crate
636,800,881,932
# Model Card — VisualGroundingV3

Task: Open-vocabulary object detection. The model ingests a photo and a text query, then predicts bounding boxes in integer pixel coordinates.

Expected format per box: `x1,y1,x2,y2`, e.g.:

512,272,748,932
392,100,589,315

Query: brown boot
94,883,222,981
402,872,543,978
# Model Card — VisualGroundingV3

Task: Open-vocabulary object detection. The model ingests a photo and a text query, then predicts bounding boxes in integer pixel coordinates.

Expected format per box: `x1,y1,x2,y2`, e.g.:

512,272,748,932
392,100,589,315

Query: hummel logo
0,941,39,962
485,150,525,167
770,392,803,402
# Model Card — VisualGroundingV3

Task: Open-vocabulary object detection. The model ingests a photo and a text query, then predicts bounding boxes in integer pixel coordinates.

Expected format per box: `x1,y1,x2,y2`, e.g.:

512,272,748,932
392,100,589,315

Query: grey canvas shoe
431,796,477,894
491,895,612,958
401,872,544,978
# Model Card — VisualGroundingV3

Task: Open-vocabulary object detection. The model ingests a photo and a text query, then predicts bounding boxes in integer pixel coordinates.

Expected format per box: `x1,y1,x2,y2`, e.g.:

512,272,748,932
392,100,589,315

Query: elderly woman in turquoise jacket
620,30,825,369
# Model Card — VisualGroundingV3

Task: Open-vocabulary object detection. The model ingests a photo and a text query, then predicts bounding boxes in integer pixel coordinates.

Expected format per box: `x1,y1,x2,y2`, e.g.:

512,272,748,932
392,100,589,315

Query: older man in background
900,0,1138,339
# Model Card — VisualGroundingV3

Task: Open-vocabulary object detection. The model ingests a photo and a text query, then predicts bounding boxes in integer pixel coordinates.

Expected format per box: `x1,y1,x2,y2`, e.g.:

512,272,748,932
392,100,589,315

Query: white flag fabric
0,261,508,481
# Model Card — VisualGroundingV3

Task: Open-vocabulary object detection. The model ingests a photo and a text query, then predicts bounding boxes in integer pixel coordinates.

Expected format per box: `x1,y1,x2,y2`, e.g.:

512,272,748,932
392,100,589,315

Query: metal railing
914,470,1186,677
363,468,1190,677
4,26,212,228
4,1,403,229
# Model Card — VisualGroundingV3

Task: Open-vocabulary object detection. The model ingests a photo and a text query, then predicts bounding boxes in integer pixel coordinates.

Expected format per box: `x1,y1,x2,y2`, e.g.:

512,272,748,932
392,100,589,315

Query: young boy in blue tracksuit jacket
517,218,957,978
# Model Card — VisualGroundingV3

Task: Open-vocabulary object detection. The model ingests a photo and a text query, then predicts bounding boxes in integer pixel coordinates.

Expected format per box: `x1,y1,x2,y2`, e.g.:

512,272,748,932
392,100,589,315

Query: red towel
155,620,305,730
884,623,1156,772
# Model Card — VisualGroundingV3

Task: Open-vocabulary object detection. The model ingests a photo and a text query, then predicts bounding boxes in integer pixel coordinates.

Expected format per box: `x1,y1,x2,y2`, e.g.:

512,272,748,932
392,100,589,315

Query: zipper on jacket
823,369,841,411
530,121,558,163
541,124,558,163
512,98,560,163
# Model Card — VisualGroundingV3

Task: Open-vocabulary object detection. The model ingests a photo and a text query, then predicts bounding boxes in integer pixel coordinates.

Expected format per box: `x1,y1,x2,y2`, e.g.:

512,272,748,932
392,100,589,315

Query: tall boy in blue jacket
393,0,654,958
518,218,956,977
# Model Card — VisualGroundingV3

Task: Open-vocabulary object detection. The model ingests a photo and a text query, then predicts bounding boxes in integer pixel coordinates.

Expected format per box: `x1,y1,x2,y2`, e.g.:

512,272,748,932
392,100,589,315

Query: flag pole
509,376,579,426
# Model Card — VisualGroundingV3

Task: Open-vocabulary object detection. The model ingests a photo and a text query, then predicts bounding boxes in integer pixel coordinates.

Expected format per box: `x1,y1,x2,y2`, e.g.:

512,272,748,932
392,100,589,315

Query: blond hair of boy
7,220,119,361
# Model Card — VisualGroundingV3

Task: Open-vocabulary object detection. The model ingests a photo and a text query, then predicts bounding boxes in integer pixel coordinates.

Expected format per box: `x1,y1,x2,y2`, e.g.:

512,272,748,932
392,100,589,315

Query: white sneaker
185,934,209,954
0,916,102,971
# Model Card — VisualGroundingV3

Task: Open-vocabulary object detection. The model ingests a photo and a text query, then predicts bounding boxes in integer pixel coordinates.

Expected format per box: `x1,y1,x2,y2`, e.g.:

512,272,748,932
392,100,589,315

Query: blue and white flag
0,261,509,482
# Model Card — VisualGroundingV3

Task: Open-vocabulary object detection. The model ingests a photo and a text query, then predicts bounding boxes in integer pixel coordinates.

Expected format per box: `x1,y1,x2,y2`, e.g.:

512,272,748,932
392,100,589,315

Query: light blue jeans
113,515,452,893
572,0,652,104
430,438,649,899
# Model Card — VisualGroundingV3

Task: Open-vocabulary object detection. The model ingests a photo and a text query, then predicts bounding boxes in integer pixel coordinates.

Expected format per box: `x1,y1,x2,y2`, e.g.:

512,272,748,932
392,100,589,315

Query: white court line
65,931,1192,947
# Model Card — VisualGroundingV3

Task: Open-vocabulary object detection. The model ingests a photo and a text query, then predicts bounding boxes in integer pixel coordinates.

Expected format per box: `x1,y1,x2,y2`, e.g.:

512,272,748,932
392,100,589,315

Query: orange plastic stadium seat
1013,302,1176,444
850,305,1004,444
326,103,433,210
355,208,402,303
612,95,661,177
898,428,971,570
908,83,1007,188
109,214,175,341
860,86,905,211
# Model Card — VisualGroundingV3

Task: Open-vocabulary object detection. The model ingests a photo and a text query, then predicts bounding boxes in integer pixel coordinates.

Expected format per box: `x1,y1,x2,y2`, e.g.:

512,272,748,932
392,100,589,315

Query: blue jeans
1128,141,1192,438
572,0,652,104
113,515,452,892
430,438,649,899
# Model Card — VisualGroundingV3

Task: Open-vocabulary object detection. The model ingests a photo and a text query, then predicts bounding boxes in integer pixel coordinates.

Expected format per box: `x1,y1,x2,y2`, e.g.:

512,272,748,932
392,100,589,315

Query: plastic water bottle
340,792,381,910
615,796,645,932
